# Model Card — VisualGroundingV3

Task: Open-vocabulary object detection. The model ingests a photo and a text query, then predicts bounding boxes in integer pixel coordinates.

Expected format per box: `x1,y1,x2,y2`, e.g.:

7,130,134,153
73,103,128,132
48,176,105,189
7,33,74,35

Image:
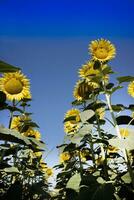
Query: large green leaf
68,124,93,144
29,137,45,149
0,60,20,73
117,76,134,84
91,183,115,200
109,130,134,150
80,110,95,123
121,172,132,184
0,125,31,145
1,166,20,173
66,173,81,192
116,116,134,125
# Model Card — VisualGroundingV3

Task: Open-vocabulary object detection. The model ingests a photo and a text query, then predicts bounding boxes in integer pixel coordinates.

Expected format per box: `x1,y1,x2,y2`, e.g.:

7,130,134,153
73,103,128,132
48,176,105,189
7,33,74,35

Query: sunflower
64,108,80,134
79,61,109,83
128,81,134,97
23,128,41,140
59,152,70,163
120,128,129,138
65,108,80,122
45,168,53,177
107,145,119,154
73,80,98,101
96,107,105,119
79,61,100,79
0,71,31,101
34,151,42,158
39,160,48,172
89,39,116,62
11,115,31,132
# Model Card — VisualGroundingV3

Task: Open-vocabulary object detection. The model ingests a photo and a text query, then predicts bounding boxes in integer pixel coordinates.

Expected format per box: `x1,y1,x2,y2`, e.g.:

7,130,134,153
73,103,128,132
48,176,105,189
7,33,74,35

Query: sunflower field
0,39,134,200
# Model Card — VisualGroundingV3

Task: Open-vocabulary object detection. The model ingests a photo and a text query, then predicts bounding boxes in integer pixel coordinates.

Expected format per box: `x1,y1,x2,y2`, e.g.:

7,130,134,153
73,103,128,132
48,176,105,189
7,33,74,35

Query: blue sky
0,0,134,167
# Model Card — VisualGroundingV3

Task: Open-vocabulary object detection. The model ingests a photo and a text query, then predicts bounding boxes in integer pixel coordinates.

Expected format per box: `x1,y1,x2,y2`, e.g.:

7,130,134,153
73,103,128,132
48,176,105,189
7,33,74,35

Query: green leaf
128,104,134,111
117,76,134,84
63,116,76,123
111,104,125,112
106,83,114,89
93,61,101,69
116,116,134,125
29,137,45,149
0,125,31,145
0,60,20,72
109,130,134,150
80,110,95,123
110,85,123,94
91,183,115,200
121,172,132,183
68,124,93,144
66,173,81,192
1,166,20,173
0,91,6,103
102,66,115,75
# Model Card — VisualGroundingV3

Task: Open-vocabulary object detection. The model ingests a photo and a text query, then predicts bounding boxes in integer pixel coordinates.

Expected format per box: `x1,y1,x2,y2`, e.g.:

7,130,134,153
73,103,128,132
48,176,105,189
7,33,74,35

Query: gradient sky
0,0,134,167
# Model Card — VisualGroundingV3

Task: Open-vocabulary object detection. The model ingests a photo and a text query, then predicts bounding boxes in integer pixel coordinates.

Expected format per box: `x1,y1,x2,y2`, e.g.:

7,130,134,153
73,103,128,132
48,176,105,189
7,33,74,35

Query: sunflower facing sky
128,81,134,97
89,39,116,62
59,151,70,163
0,71,31,101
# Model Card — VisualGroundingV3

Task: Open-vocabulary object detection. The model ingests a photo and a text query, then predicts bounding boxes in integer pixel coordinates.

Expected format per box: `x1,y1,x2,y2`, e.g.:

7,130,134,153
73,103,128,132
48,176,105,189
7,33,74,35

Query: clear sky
0,0,134,167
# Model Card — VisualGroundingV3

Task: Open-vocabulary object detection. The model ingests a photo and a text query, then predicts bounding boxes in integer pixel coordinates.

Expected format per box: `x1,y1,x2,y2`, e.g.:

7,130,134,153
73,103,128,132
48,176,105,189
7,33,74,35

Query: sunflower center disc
95,48,108,59
4,78,23,94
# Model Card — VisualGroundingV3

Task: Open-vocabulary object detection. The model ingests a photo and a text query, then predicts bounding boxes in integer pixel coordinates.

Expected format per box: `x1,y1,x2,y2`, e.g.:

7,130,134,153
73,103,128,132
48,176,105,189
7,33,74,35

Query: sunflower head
11,115,31,132
73,80,98,101
59,151,70,163
0,71,31,101
79,61,100,79
128,81,134,97
64,108,80,134
89,39,116,62
64,108,80,123
23,128,41,140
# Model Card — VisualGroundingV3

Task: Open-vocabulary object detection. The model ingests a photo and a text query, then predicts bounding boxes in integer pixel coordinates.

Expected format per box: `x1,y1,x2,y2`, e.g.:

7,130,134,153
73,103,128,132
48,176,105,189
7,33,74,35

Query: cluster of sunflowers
54,39,134,200
0,68,53,199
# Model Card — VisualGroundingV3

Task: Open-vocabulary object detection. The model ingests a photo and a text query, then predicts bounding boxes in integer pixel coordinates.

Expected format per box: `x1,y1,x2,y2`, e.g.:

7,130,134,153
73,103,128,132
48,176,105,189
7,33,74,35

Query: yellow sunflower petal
128,81,134,97
59,152,70,163
89,39,116,62
23,128,41,140
0,71,31,101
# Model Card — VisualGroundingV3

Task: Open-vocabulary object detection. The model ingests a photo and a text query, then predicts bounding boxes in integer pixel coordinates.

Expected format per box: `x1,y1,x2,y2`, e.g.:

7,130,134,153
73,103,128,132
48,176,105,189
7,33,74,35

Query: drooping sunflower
0,71,31,101
64,108,80,134
23,128,41,140
59,152,70,163
89,39,116,62
128,81,134,97
73,80,98,101
11,115,31,132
